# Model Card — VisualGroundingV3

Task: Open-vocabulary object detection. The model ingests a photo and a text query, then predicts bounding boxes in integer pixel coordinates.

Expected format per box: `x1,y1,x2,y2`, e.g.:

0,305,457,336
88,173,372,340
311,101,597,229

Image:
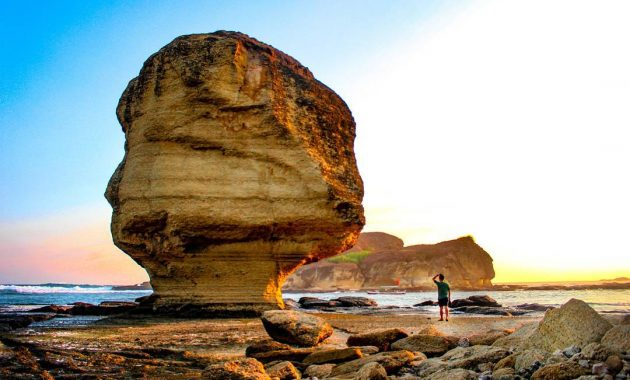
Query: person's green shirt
434,280,450,299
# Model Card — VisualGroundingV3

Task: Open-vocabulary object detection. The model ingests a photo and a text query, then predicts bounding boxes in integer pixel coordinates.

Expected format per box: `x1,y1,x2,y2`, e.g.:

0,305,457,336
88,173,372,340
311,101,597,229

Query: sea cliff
284,232,495,291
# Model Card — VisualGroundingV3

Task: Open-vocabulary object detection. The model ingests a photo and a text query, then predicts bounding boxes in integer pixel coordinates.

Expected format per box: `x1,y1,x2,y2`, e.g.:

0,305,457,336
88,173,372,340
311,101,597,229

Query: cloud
0,202,148,284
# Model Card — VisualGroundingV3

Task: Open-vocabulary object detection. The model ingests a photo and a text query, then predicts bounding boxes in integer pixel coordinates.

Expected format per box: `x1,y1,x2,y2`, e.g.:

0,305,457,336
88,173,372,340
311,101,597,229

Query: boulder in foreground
261,310,332,347
106,31,364,314
524,298,612,351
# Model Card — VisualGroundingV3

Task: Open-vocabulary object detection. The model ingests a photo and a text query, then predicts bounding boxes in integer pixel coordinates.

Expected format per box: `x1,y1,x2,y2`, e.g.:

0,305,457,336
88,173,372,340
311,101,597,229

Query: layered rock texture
284,232,495,290
105,31,364,314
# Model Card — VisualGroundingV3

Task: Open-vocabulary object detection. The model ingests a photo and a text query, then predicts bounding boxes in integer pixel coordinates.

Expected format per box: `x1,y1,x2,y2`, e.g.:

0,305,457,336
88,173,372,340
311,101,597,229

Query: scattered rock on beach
354,362,388,380
264,361,300,380
601,325,630,353
261,310,332,347
525,299,612,352
333,296,377,307
531,360,590,380
329,350,415,377
303,363,334,378
415,300,437,307
391,334,457,357
425,367,478,380
515,303,555,312
467,330,509,346
346,329,409,352
245,341,292,356
450,295,501,308
0,313,57,331
248,348,316,364
203,358,270,380
302,347,362,365
440,345,510,370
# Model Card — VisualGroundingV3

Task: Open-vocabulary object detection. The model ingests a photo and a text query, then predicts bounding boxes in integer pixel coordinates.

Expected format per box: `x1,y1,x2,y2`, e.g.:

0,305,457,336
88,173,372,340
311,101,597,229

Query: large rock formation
284,233,495,290
105,31,364,314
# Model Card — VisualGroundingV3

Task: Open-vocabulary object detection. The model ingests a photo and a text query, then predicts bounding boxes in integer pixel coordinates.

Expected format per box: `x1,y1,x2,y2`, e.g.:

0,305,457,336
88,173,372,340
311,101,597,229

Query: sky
1,1,628,284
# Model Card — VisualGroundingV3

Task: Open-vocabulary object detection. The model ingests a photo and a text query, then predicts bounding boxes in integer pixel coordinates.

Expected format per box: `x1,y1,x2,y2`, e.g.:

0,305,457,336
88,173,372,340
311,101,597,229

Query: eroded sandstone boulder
106,31,364,314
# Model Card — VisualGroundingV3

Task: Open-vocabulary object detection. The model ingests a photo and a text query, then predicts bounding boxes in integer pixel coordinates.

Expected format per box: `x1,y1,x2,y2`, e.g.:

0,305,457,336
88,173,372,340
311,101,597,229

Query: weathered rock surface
531,361,590,380
440,345,510,370
353,362,388,380
450,295,501,308
525,299,612,351
329,350,415,376
390,335,457,357
425,368,478,380
106,31,364,314
492,322,538,350
284,233,495,290
601,325,630,353
264,361,300,380
346,329,409,351
302,347,362,365
303,363,334,378
203,358,270,380
260,310,332,347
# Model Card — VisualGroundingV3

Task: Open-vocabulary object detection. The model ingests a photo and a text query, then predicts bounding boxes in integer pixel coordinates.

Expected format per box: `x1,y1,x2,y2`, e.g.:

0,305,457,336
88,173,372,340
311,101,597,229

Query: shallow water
285,289,630,313
1,284,628,314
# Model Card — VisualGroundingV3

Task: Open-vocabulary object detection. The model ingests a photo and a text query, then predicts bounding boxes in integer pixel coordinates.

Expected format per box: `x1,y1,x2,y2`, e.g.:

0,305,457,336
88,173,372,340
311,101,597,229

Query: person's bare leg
438,306,444,321
445,306,449,321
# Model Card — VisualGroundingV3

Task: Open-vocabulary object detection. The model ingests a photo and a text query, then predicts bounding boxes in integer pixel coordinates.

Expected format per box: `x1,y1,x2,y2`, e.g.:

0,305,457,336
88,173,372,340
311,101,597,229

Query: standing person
432,273,451,321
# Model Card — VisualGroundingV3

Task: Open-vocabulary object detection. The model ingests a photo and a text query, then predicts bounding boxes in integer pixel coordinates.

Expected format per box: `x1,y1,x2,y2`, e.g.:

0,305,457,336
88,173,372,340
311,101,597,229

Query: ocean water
1,284,628,314
0,284,151,312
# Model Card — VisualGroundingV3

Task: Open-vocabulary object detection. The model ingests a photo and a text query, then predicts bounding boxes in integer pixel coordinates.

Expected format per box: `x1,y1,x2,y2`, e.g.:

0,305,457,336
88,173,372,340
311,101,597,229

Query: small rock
329,350,415,377
531,361,590,379
303,363,334,378
425,368,478,380
582,342,614,361
332,296,377,307
450,295,501,308
415,300,437,307
265,361,300,380
458,337,470,347
203,358,270,380
592,362,609,375
494,353,516,370
515,349,548,370
493,367,516,378
468,330,509,346
353,362,387,380
563,345,582,358
604,355,623,374
261,310,332,347
246,341,292,356
282,299,300,310
302,347,362,365
390,335,456,357
248,348,316,363
601,325,630,353
579,359,590,368
346,329,408,351
357,346,380,355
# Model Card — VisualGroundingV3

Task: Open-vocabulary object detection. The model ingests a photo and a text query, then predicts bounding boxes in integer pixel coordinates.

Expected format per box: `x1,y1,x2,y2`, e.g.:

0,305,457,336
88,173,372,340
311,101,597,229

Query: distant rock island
284,232,495,291
105,31,364,315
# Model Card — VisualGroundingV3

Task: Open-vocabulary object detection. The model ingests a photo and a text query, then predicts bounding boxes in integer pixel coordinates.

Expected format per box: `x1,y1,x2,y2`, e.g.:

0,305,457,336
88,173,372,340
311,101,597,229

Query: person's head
438,273,445,281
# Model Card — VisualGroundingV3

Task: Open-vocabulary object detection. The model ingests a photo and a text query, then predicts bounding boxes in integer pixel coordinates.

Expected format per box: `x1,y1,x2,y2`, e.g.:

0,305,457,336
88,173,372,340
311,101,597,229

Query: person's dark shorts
438,297,449,307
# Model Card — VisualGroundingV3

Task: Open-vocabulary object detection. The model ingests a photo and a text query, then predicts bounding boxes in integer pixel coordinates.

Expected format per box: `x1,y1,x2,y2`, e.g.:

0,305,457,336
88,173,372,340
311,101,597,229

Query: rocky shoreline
0,298,628,379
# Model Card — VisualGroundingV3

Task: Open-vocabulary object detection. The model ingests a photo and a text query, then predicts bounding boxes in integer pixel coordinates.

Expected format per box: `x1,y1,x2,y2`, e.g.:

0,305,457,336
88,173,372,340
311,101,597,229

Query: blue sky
1,1,629,283
0,0,444,219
